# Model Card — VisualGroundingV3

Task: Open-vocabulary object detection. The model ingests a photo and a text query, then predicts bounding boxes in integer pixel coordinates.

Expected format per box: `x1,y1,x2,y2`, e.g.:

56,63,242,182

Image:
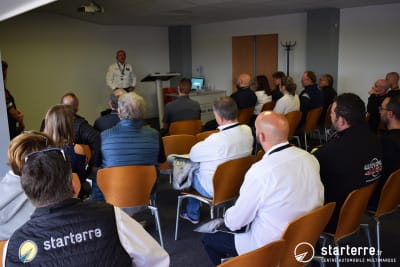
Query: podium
141,72,180,126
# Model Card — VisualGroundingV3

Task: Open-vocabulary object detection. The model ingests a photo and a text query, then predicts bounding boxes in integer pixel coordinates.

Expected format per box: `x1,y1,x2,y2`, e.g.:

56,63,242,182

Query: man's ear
258,132,266,143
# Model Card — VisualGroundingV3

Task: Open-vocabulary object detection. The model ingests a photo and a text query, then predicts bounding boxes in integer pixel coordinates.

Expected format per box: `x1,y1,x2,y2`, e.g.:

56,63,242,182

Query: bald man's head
255,111,289,151
237,73,252,88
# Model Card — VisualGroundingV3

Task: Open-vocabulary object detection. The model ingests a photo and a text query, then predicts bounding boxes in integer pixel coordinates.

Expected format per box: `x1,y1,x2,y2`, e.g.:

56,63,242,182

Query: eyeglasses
25,147,66,163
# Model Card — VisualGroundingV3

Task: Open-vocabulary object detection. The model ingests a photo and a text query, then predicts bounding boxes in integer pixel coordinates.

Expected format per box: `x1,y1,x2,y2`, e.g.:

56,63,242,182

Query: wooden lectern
141,72,180,127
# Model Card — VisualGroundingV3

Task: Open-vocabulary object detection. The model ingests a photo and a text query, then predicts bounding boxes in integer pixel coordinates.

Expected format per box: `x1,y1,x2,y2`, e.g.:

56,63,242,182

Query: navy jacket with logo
5,198,131,267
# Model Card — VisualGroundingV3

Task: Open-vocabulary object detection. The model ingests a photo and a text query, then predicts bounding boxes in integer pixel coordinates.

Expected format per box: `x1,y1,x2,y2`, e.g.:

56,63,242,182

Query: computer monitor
191,77,205,90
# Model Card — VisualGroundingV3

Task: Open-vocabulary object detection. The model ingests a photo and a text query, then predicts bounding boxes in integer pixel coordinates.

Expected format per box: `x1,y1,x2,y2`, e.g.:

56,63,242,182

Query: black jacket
313,123,382,233
6,198,131,267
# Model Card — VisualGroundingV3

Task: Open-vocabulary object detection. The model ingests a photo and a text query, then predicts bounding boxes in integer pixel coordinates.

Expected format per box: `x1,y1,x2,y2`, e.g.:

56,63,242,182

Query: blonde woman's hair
8,131,54,176
44,104,75,147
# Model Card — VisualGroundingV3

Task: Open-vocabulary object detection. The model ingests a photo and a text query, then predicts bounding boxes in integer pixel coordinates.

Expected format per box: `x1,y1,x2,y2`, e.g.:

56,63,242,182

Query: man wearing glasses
367,79,389,134
3,147,169,267
369,94,400,209
313,93,382,233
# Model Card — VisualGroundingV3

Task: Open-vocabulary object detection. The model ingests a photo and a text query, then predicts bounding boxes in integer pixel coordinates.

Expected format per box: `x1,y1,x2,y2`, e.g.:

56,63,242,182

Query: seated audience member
299,70,323,128
96,92,165,200
0,131,54,239
61,93,102,170
313,93,382,233
3,147,169,267
94,89,126,132
271,71,285,102
386,71,400,95
318,74,337,127
202,111,324,265
162,78,201,133
43,104,88,198
369,94,400,209
41,93,101,170
253,75,272,115
180,97,253,224
230,73,257,109
273,76,300,115
367,79,389,134
203,73,256,130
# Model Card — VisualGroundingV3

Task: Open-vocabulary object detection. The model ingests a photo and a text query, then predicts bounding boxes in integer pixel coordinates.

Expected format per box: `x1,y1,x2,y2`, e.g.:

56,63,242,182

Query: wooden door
232,34,278,92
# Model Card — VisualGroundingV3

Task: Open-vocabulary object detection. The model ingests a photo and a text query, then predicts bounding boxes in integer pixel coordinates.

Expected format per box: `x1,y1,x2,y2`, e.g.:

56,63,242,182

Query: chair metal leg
210,206,214,219
175,196,183,240
360,224,376,267
376,221,381,267
304,133,308,151
312,256,326,267
294,136,301,147
336,251,340,267
149,206,164,248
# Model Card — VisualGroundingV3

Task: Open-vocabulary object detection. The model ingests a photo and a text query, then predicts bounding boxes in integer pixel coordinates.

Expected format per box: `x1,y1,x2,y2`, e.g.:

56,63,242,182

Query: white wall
0,52,10,174
0,12,169,129
192,13,307,94
338,3,400,104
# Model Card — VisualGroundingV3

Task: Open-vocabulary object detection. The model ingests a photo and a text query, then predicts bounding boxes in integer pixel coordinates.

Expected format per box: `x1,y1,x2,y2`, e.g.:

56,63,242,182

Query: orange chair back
280,202,336,267
375,169,400,218
97,165,157,207
255,149,265,162
285,111,302,137
195,130,218,142
159,134,197,171
218,239,286,267
74,144,92,165
0,239,7,267
304,107,322,134
72,173,81,198
324,104,333,129
213,156,254,205
169,120,203,135
237,106,255,124
334,181,377,242
261,101,275,112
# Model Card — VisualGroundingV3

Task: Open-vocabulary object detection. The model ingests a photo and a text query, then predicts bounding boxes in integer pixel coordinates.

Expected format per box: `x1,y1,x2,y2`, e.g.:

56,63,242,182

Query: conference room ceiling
32,0,400,26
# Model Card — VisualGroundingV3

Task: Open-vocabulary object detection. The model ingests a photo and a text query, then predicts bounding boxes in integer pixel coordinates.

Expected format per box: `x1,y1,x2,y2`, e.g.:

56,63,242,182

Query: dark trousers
202,232,238,265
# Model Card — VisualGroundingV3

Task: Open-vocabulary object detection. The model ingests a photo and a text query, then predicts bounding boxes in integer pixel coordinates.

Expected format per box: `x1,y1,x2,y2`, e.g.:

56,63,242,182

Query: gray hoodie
0,170,34,239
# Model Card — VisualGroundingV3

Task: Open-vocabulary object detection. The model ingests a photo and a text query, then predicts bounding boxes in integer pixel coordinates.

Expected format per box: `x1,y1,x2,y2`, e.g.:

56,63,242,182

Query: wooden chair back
334,181,377,242
158,134,197,171
237,106,255,124
72,173,81,198
213,155,254,205
169,120,203,135
304,107,322,133
0,239,7,267
74,144,92,165
285,111,302,137
97,165,157,207
304,107,322,134
324,104,333,129
261,101,275,112
280,202,336,267
375,169,400,218
195,130,218,143
255,149,265,162
218,239,286,267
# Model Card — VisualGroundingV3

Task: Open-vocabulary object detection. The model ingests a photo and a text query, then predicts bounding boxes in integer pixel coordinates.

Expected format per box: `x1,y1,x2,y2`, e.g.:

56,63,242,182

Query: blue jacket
101,120,160,167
